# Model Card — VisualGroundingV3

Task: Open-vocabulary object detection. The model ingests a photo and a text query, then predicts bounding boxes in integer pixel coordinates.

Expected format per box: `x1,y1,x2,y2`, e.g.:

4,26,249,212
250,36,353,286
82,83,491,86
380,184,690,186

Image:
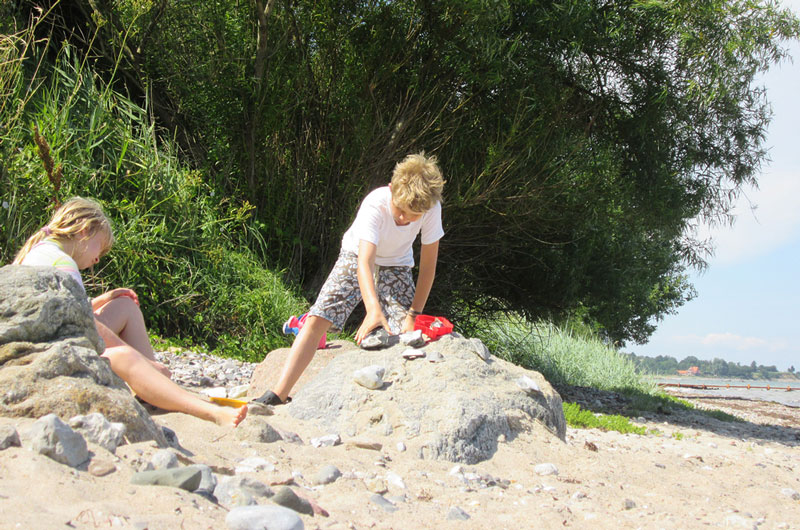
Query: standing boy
253,152,445,405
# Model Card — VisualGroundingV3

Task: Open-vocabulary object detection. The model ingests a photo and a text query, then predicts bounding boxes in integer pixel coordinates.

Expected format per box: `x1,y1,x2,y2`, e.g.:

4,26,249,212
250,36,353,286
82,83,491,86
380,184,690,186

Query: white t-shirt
20,239,85,292
341,186,444,267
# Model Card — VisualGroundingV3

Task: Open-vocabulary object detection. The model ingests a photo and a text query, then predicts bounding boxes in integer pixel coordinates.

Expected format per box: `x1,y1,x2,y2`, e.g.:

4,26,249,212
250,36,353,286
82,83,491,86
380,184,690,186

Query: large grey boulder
263,334,565,464
0,265,166,445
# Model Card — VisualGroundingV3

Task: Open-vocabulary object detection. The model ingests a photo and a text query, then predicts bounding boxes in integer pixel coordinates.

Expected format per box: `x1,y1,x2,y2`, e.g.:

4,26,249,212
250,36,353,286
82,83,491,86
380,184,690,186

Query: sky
630,0,800,371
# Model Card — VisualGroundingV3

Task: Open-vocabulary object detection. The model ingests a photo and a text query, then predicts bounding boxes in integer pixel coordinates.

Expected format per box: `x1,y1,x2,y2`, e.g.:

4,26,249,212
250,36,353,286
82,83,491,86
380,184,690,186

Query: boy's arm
355,239,392,343
402,240,439,333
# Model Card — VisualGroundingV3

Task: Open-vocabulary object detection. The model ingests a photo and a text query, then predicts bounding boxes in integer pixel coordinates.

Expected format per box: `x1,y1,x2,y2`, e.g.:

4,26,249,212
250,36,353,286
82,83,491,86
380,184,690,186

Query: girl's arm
355,239,392,343
402,240,439,333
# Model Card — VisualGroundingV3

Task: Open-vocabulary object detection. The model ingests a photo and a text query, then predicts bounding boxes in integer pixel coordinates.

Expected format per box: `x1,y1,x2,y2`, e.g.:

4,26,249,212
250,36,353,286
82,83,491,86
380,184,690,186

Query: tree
13,0,800,345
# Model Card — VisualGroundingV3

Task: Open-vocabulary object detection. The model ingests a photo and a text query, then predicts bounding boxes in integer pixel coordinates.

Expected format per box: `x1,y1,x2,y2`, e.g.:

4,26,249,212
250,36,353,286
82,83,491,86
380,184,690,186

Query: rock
88,458,117,477
226,505,304,530
283,335,565,463
313,464,341,485
25,413,89,467
386,471,406,490
369,494,397,513
275,428,303,445
401,348,426,360
271,486,314,516
623,498,636,510
228,384,249,399
150,449,179,469
781,488,800,501
235,456,275,473
0,266,166,446
188,464,217,494
0,425,21,450
310,434,341,448
399,329,426,347
534,463,559,476
215,476,273,509
466,338,490,361
516,376,541,395
69,412,126,453
131,467,202,491
353,365,385,389
447,506,471,520
201,386,227,399
364,477,387,494
360,328,391,350
235,417,282,443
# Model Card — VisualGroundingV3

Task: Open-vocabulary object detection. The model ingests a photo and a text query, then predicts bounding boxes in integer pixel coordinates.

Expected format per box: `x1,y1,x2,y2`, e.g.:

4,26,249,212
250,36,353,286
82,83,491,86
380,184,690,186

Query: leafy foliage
0,31,305,359
5,0,800,346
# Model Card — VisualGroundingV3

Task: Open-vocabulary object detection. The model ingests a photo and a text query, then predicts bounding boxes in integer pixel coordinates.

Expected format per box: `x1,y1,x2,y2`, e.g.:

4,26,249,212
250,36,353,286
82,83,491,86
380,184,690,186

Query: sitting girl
13,197,247,427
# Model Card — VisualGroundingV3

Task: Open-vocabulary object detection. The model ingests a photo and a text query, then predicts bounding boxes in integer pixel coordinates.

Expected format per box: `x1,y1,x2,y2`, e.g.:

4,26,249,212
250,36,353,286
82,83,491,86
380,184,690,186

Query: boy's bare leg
271,315,332,401
102,344,247,427
94,297,170,377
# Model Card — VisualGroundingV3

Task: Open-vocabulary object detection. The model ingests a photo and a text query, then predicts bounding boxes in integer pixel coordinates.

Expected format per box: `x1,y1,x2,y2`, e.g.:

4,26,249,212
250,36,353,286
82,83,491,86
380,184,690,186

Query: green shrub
562,402,647,435
1,39,305,360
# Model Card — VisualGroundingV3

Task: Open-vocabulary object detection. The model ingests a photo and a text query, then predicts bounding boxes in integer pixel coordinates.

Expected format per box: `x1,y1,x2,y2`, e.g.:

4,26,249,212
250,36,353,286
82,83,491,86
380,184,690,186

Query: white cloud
672,332,788,352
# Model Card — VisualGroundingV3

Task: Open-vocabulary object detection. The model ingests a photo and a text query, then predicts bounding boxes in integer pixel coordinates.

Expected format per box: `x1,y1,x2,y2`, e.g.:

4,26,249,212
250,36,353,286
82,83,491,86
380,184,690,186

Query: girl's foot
213,404,248,427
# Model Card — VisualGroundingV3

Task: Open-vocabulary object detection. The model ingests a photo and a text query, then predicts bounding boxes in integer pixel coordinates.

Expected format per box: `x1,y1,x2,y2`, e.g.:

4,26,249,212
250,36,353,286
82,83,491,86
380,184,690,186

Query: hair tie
41,226,52,236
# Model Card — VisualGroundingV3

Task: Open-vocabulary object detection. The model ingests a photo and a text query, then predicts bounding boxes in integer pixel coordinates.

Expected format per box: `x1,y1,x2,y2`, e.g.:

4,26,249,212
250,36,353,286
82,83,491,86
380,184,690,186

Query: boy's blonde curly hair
390,152,444,213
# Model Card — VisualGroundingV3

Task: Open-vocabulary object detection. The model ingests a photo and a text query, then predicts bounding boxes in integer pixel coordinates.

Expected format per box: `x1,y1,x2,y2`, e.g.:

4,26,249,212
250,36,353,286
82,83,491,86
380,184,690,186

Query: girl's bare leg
102,345,247,427
95,297,170,377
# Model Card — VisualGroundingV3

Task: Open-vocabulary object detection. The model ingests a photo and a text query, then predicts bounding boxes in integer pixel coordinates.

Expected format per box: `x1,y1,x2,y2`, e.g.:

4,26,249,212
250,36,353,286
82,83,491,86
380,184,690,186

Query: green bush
477,314,656,394
1,37,305,360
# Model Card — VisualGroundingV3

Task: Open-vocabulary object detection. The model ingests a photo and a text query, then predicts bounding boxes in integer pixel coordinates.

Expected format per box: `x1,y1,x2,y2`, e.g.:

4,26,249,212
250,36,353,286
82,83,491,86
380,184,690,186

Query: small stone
347,440,383,451
228,384,250,399
313,465,342,485
572,491,587,500
360,328,390,350
396,442,406,452
0,425,21,450
131,467,202,491
365,477,387,494
151,449,179,470
88,459,117,477
201,386,227,399
370,494,397,512
623,498,636,510
226,505,304,530
516,376,541,395
780,488,800,501
353,365,385,389
383,472,404,491
399,329,426,347
271,486,314,516
214,476,273,509
68,413,126,453
466,338,490,360
276,429,303,445
534,463,558,476
401,348,426,360
26,414,89,468
447,506,470,520
187,464,217,494
235,418,282,443
311,434,341,448
236,456,275,473
426,351,444,363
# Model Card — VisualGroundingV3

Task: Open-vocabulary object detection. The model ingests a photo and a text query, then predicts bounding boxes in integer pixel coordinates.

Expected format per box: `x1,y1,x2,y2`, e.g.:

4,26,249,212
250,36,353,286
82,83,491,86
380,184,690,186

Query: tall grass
477,314,657,394
1,34,305,361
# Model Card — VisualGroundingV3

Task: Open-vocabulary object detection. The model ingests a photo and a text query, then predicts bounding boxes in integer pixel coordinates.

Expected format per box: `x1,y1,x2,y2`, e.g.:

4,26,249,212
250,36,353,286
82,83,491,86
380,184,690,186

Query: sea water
656,377,800,408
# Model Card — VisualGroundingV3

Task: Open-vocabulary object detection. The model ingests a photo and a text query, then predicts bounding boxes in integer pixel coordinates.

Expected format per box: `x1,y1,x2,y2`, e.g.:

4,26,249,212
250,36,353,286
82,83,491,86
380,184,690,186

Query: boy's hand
356,310,392,344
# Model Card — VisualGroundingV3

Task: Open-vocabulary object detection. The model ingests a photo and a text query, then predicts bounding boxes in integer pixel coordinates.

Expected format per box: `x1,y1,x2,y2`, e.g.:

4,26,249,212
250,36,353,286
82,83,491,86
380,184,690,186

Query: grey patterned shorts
308,251,414,333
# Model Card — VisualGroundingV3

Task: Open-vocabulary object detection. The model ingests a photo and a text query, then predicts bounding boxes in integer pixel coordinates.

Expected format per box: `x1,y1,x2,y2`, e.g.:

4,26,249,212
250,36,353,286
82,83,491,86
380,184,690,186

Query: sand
0,390,798,530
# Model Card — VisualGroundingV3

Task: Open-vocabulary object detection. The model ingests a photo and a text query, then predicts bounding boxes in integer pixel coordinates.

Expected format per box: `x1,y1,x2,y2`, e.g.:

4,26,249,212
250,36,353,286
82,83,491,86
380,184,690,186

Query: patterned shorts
308,251,414,333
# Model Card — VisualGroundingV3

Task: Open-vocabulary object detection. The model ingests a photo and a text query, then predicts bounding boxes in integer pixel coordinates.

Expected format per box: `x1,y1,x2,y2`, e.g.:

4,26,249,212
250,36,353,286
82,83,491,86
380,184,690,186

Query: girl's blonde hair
390,152,445,213
13,197,114,264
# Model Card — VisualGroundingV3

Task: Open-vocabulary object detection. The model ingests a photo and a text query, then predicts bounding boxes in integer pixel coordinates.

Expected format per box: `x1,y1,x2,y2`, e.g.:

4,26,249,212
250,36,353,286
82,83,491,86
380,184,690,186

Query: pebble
131,467,202,491
447,506,471,520
310,434,341,448
0,425,21,450
26,414,89,468
370,494,397,512
314,464,342,485
154,349,257,396
88,458,117,477
68,412,126,453
271,486,314,515
353,365,385,389
534,463,558,476
780,488,800,501
226,505,304,530
151,449,178,470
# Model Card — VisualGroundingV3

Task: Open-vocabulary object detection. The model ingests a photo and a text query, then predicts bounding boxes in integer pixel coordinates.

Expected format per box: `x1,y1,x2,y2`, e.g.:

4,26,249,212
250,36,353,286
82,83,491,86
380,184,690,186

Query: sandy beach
1,383,798,530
